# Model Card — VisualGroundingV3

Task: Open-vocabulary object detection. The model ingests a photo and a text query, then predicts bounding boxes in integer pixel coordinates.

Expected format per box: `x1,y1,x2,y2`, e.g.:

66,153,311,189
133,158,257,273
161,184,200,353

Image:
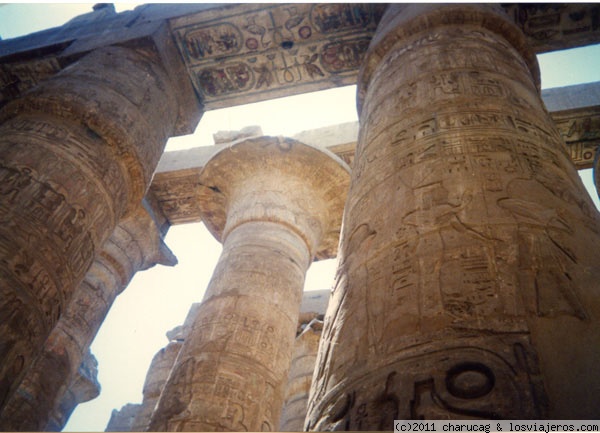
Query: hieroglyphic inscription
551,109,600,169
0,58,62,108
171,3,385,108
1,3,599,112
503,4,600,52
307,341,545,430
308,5,600,427
193,310,281,371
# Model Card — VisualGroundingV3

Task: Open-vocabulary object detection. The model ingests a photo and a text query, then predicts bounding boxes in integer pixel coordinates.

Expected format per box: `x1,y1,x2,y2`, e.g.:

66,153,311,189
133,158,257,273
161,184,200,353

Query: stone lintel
197,136,350,260
542,82,600,112
150,83,600,226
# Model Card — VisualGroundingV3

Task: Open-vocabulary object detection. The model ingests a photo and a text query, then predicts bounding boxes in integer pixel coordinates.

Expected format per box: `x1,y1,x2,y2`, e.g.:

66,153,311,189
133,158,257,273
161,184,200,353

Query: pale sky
0,4,599,432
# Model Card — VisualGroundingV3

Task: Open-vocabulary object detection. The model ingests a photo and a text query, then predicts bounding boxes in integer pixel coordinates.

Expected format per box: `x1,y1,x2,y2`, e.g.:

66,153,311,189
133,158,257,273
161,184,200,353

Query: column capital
198,136,350,260
357,4,541,114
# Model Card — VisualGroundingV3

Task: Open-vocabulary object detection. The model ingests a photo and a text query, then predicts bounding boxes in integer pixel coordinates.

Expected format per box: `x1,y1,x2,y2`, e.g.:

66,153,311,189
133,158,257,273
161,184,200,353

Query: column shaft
130,305,200,432
279,319,323,432
3,241,122,431
0,202,175,430
307,4,600,427
0,45,178,415
152,221,309,431
149,136,349,431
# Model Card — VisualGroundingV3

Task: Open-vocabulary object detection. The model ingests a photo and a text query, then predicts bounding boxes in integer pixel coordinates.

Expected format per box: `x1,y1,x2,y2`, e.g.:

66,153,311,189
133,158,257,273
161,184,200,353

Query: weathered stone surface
292,122,359,168
280,318,323,432
213,125,263,145
46,349,101,432
543,82,600,170
106,403,142,432
2,4,599,114
307,4,600,428
151,81,600,226
0,4,598,431
279,289,329,431
149,137,349,431
0,5,204,136
0,200,176,431
170,3,385,109
129,304,200,432
110,291,330,432
0,44,180,420
503,3,600,53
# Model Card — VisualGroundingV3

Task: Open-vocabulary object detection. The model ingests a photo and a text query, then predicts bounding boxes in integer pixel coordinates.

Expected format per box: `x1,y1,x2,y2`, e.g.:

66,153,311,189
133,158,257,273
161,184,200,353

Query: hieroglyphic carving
503,3,600,53
0,197,175,430
171,4,385,108
0,45,181,423
308,341,545,430
0,57,63,108
1,4,599,113
150,168,204,225
149,138,349,431
551,108,600,169
308,4,600,426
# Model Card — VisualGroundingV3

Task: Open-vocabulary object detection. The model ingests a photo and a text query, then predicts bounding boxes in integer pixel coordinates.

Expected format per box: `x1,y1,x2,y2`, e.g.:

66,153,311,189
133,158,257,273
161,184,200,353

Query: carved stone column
149,137,349,431
130,304,201,432
46,349,101,432
307,4,600,427
279,318,323,432
0,45,181,414
0,201,176,430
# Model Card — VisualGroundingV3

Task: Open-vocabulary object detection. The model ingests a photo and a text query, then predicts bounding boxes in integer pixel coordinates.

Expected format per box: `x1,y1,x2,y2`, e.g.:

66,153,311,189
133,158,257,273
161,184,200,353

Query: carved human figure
306,4,600,428
149,136,349,431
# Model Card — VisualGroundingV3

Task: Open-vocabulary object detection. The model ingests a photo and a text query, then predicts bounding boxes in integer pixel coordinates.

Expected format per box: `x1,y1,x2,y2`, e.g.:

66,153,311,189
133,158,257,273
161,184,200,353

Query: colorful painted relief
171,4,385,108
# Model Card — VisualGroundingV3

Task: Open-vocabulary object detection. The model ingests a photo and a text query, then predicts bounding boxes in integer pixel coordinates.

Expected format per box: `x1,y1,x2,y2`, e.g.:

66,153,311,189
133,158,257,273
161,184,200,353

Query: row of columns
146,3,599,429
1,3,600,431
1,200,175,430
0,43,185,426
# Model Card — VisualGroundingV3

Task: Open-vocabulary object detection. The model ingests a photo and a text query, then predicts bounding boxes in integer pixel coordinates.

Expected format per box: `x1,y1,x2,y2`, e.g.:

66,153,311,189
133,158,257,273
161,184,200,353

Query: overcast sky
1,4,600,432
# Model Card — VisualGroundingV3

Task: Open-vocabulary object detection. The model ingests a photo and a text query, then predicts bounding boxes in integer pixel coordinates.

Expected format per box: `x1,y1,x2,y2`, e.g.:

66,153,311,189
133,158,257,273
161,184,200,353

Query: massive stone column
0,201,176,430
307,4,600,427
0,45,182,414
149,136,349,431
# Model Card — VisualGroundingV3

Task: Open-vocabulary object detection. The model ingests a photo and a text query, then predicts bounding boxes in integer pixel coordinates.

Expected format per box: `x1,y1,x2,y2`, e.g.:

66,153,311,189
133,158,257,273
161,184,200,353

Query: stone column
149,136,349,431
0,45,180,414
307,4,600,427
106,404,142,432
46,350,101,432
0,201,176,430
279,318,323,432
279,289,329,432
130,304,201,432
594,147,600,201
